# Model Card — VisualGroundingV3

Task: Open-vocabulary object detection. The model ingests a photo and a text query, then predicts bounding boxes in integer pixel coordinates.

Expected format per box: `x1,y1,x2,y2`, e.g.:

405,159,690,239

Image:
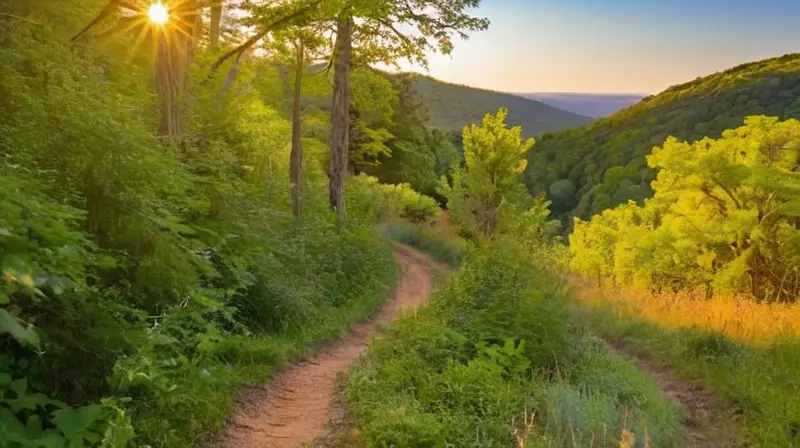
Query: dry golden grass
574,281,800,345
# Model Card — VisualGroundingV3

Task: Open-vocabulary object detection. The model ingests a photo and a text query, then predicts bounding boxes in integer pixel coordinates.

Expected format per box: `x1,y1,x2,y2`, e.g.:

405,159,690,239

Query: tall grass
574,282,800,446
575,282,800,345
381,219,467,267
344,239,679,447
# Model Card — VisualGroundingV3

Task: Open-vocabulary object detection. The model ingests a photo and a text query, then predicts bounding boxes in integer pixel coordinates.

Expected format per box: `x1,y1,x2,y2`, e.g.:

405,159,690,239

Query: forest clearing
1,1,799,447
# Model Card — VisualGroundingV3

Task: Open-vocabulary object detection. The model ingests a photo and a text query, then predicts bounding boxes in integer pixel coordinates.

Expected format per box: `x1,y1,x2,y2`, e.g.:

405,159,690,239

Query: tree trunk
155,0,201,137
328,14,353,217
210,2,222,47
291,40,304,218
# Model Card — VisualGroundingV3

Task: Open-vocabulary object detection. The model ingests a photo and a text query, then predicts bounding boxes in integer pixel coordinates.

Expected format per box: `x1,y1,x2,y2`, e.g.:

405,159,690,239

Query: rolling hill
525,53,800,221
514,92,646,118
408,75,594,136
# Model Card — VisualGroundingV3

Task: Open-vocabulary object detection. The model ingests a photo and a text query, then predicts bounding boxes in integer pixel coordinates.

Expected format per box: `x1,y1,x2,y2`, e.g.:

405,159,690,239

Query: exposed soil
211,244,432,448
609,341,747,447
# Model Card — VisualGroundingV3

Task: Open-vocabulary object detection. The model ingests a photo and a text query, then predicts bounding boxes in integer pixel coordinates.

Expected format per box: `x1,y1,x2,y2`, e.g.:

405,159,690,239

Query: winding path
212,245,432,448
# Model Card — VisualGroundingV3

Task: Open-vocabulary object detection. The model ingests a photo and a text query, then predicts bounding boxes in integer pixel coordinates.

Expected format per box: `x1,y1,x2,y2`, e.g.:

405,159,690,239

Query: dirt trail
212,245,432,448
609,342,745,447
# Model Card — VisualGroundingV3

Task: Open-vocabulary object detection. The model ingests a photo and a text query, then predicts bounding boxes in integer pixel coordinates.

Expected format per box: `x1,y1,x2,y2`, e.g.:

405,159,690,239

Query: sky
395,0,800,94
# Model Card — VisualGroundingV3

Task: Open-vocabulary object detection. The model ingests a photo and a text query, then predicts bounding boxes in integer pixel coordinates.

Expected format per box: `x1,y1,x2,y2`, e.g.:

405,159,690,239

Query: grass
128,237,399,447
381,219,467,267
575,282,800,345
574,283,800,447
344,239,680,447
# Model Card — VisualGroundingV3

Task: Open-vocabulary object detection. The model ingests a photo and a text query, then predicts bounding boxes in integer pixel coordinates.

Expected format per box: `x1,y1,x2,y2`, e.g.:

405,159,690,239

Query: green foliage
570,116,800,299
349,174,441,224
382,222,466,267
0,1,399,446
346,238,679,447
356,74,460,199
527,53,800,221
441,108,534,237
575,302,800,447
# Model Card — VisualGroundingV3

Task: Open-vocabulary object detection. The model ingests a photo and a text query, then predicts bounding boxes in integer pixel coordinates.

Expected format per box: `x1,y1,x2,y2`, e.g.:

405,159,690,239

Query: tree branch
205,0,323,82
710,177,743,209
71,0,138,42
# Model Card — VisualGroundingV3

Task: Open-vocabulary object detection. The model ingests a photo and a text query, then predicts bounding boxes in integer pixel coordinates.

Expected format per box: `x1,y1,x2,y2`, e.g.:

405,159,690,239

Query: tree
442,108,534,237
291,39,305,217
203,0,487,217
326,0,488,217
328,14,353,216
570,116,800,299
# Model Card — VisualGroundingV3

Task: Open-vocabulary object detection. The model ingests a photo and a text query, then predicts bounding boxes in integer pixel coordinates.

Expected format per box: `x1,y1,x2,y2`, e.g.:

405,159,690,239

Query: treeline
570,116,800,300
0,0,486,446
525,53,800,222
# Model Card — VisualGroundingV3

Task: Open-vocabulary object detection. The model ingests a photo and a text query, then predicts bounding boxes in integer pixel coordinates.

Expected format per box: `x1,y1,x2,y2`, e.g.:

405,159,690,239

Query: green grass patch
117,225,398,447
345,239,679,447
574,302,800,446
381,221,466,267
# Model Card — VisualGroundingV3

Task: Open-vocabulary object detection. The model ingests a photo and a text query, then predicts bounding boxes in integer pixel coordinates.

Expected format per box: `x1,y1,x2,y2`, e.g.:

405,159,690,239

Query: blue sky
403,0,800,94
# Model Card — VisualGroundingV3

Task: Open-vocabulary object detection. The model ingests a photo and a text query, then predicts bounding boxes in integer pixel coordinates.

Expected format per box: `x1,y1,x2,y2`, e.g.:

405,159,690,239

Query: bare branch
71,0,137,42
205,0,323,82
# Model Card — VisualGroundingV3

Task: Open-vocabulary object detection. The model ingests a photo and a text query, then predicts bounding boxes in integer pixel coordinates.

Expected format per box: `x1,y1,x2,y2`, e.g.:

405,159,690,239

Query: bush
383,221,466,266
349,174,441,224
345,237,679,447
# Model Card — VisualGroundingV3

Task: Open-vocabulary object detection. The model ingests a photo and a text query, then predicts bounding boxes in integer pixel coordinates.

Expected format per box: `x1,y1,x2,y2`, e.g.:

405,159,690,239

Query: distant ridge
524,52,800,221
514,92,647,118
405,75,594,136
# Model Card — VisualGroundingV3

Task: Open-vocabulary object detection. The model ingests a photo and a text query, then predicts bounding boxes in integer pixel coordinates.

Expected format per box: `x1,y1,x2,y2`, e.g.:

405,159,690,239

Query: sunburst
147,2,170,26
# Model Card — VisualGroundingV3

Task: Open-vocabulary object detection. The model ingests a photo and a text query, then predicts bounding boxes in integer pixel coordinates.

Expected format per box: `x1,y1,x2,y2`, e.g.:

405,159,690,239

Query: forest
526,53,800,223
2,0,800,447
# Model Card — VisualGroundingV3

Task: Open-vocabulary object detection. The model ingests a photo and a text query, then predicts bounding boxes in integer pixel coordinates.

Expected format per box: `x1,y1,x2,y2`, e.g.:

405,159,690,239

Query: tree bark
290,40,304,218
155,0,201,137
328,14,353,217
210,2,222,47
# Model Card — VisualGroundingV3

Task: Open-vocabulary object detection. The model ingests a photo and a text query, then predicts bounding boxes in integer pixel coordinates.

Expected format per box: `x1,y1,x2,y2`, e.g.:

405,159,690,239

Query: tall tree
326,0,488,216
291,39,305,217
328,13,353,216
210,1,223,47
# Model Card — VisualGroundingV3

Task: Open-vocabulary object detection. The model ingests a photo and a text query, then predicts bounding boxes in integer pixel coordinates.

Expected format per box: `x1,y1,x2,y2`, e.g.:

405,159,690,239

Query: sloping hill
525,53,800,220
515,92,646,118
408,75,593,136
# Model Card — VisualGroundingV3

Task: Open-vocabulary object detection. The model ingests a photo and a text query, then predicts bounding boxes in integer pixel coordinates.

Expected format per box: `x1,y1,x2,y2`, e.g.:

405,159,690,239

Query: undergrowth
574,288,800,447
345,238,679,447
382,220,466,267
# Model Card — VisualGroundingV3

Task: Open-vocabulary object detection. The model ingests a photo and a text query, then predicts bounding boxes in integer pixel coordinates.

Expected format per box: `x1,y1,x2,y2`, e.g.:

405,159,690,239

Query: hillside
525,52,800,220
515,92,646,118
408,75,593,136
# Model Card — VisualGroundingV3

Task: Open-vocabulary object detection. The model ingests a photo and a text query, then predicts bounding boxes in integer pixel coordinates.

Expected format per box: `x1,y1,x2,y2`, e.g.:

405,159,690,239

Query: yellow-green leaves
571,116,800,299
445,108,534,237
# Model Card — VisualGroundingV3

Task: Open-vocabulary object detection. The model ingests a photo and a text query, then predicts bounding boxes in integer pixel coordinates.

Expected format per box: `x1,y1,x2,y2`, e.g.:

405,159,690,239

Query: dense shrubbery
346,237,679,447
526,53,800,222
383,221,466,267
346,110,678,447
0,1,407,445
350,175,441,224
570,116,800,299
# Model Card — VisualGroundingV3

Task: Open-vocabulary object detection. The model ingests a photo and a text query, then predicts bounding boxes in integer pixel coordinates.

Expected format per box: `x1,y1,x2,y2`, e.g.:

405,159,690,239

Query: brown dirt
609,342,747,447
211,244,433,448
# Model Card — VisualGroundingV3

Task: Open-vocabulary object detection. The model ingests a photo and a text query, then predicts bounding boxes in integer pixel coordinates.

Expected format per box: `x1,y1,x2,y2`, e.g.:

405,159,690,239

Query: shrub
345,237,679,447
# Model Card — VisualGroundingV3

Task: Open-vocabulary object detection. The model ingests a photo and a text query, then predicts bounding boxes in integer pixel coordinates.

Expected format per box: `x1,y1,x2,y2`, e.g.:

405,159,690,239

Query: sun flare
147,2,169,26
